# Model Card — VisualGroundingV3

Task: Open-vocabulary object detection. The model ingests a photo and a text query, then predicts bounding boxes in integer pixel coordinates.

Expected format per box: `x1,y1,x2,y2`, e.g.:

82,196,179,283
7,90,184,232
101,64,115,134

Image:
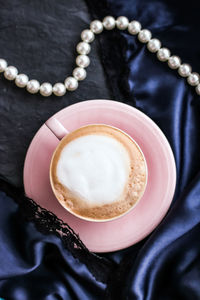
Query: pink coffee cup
47,116,148,222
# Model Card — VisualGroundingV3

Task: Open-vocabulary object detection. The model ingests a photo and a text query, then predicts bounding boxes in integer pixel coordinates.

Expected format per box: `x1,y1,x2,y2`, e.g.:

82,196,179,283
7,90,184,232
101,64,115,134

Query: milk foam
56,134,130,206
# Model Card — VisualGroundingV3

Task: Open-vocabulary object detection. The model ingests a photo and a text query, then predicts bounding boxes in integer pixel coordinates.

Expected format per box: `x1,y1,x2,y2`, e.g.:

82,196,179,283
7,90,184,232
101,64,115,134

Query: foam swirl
56,134,130,207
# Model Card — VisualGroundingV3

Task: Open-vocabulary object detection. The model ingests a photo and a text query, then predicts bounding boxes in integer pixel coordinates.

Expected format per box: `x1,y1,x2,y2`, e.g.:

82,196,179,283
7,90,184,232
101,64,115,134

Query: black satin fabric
1,0,200,299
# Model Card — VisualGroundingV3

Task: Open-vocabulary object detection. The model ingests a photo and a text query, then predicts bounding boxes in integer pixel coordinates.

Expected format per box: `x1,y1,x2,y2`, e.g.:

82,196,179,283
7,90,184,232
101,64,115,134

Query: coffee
50,124,147,221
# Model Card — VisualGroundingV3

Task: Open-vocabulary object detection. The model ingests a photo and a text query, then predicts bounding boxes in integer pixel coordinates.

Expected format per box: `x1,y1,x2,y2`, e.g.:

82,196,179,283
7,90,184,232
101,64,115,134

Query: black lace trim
85,0,135,106
0,178,117,284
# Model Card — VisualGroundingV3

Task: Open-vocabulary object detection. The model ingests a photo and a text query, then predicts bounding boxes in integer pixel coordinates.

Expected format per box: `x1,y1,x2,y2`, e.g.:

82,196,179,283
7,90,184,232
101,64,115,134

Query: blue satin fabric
1,0,200,299
106,0,200,298
0,192,106,299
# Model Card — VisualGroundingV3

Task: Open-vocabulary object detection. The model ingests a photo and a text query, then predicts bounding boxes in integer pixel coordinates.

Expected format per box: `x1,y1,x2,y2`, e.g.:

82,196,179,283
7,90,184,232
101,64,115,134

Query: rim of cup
49,123,148,222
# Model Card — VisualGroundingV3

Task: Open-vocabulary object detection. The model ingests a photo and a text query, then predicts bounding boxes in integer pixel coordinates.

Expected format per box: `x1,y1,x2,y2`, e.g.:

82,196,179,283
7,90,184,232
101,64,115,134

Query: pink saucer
24,100,176,253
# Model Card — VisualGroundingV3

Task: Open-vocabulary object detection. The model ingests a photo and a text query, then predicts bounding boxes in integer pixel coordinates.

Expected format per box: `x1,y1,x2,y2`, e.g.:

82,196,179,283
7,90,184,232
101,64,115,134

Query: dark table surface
0,0,111,187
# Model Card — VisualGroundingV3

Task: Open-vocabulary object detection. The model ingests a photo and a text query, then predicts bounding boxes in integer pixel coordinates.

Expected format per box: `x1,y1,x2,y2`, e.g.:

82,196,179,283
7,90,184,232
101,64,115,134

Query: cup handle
45,117,69,140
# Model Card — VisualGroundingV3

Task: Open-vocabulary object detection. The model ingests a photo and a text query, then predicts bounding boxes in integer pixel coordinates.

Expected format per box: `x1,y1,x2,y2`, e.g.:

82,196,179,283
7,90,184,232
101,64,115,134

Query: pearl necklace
0,16,199,97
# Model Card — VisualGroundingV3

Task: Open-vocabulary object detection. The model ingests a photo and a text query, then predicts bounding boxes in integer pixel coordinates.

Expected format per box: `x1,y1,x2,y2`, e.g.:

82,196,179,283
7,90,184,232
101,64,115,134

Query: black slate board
0,0,111,186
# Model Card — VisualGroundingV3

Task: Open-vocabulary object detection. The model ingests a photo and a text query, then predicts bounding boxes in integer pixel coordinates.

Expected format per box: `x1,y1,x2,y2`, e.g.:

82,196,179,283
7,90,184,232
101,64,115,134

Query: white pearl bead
4,66,18,80
76,55,90,68
187,72,199,86
168,56,181,69
138,29,152,43
73,67,86,81
65,77,78,91
90,20,103,34
178,64,191,77
116,16,129,30
0,59,7,72
103,16,115,30
26,80,40,94
53,83,66,96
147,39,161,53
128,20,141,35
40,82,52,97
76,42,91,55
195,84,200,95
81,29,94,43
15,74,29,88
157,48,171,62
